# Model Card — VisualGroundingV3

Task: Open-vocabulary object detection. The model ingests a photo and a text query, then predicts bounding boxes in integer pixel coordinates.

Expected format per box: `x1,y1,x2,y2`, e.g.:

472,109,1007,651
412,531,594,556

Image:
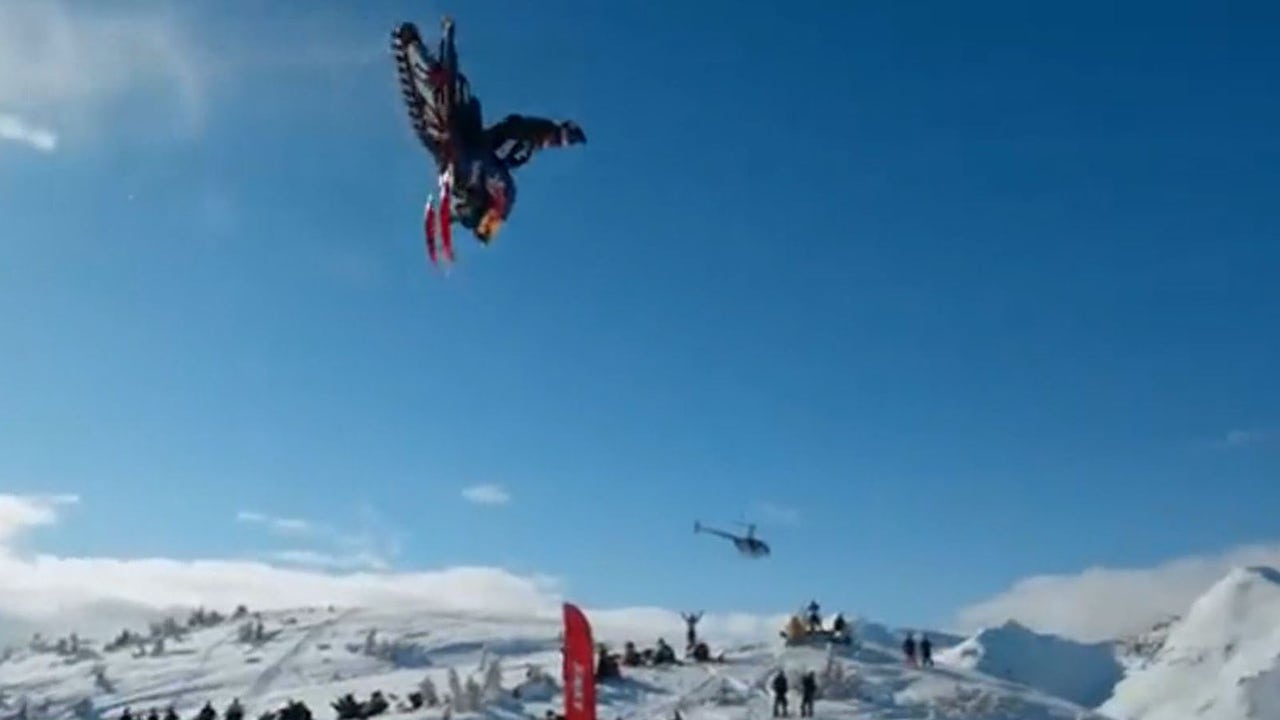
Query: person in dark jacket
681,611,703,650
799,672,817,717
919,634,933,667
805,601,822,632
902,633,918,666
771,671,789,717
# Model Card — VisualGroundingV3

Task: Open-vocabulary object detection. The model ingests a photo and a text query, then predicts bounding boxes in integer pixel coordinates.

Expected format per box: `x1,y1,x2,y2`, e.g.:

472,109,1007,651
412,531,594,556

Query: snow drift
1100,565,1280,720
937,620,1123,707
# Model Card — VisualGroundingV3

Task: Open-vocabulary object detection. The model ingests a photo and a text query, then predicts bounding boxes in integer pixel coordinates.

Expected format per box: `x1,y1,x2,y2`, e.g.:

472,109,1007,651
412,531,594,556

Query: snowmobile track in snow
245,609,359,703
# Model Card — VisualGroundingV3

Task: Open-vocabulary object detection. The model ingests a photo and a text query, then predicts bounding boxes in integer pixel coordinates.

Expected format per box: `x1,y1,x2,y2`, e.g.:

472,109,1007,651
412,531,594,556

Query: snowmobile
780,614,854,648
390,16,586,268
694,521,770,558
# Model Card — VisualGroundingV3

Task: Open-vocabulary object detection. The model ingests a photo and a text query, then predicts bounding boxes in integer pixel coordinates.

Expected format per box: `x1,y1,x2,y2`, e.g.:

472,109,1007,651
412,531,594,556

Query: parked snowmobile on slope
390,16,586,267
780,603,854,648
694,520,770,558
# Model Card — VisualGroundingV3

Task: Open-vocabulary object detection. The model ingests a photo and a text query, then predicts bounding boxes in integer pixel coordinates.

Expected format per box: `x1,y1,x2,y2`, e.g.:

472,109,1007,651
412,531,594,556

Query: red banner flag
562,602,596,720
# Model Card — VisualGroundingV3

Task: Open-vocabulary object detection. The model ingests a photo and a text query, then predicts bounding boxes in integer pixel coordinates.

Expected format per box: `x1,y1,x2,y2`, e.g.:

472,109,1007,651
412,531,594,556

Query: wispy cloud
0,493,788,648
0,113,57,152
956,543,1280,641
236,510,313,536
755,501,800,525
0,493,78,543
0,2,206,141
235,507,398,570
462,484,511,506
1217,428,1275,450
268,549,390,572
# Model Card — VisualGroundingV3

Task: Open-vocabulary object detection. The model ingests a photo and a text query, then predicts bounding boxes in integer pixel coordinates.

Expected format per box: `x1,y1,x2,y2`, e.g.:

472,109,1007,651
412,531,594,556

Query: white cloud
236,510,313,536
268,549,391,572
0,112,58,151
235,508,397,570
755,501,800,525
0,1,205,142
0,493,787,649
956,543,1280,642
0,494,78,544
462,484,511,506
0,493,557,634
1218,429,1274,449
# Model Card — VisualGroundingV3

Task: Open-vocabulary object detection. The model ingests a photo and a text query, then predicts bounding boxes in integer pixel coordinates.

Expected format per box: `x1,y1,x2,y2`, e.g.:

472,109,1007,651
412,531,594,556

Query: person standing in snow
799,671,817,717
681,611,702,650
902,633,917,666
805,601,822,632
771,670,789,717
919,634,933,667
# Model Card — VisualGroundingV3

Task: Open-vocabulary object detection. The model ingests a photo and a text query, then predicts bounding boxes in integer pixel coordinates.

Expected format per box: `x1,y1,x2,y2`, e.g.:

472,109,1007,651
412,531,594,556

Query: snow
0,606,1095,720
1099,565,1280,720
6,566,1278,720
936,620,1123,707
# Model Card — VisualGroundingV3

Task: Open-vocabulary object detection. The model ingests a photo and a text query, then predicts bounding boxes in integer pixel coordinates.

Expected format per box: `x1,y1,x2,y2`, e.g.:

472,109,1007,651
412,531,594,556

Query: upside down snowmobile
390,16,586,267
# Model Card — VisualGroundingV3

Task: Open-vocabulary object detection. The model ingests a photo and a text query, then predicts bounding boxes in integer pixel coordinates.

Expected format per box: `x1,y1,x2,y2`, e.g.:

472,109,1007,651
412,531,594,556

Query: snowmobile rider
806,601,822,632
453,110,585,243
393,17,586,245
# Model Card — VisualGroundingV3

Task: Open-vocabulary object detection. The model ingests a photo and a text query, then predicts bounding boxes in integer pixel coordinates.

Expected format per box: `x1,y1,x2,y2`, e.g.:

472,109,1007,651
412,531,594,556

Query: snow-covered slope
1114,617,1178,673
0,606,1098,720
937,620,1123,708
1100,565,1280,720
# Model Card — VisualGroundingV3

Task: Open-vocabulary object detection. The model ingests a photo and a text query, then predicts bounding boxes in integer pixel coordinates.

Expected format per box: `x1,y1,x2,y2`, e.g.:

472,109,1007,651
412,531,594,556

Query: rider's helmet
453,156,516,244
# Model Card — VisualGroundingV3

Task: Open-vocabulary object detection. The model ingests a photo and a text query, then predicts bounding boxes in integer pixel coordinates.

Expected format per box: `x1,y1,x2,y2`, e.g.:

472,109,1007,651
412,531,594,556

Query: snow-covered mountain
1113,617,1178,673
1099,565,1280,720
0,605,1096,720
5,566,1280,720
936,620,1123,707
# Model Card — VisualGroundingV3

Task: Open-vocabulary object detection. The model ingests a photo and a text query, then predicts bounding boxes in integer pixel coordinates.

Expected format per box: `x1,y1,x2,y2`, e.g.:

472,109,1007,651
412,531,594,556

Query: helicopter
694,520,771,558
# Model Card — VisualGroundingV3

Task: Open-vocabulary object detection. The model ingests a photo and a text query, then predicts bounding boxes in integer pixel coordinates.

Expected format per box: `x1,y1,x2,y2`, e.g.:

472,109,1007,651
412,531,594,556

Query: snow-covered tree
462,677,482,713
150,638,165,657
481,657,505,703
446,669,465,712
71,698,99,720
90,665,114,694
417,676,439,707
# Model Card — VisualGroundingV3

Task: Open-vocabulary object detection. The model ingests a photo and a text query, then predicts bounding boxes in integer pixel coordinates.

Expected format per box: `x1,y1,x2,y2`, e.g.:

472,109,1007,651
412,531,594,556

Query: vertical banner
562,602,597,720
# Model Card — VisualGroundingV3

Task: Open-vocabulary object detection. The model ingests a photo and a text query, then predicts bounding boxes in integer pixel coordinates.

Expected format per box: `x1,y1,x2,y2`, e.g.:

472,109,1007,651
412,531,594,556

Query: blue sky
1,0,1278,631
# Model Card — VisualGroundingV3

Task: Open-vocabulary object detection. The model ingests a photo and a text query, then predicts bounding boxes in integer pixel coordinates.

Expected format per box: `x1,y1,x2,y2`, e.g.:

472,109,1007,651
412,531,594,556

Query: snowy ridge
0,606,1098,720
1100,566,1280,720
936,620,1123,707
